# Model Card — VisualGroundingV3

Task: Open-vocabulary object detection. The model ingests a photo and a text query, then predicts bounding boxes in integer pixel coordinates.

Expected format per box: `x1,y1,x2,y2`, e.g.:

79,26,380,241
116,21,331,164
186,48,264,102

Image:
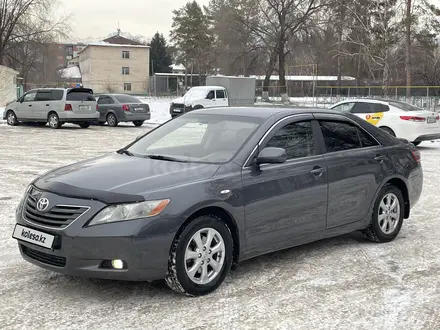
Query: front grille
172,103,184,109
23,191,88,229
21,245,66,267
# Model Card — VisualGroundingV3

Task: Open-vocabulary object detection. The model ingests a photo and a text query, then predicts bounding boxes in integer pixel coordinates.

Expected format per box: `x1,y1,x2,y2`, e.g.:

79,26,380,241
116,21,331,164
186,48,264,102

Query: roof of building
102,35,144,45
0,65,19,75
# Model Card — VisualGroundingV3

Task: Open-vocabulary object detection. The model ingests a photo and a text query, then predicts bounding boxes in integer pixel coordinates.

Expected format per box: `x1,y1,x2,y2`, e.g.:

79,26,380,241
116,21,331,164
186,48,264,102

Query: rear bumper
58,112,100,122
408,166,423,210
413,133,440,142
120,112,151,122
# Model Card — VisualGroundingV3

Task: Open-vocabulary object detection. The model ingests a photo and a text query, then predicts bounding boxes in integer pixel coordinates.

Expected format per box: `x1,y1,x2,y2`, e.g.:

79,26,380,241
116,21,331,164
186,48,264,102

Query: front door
216,89,228,106
242,115,328,251
17,91,38,119
314,114,389,228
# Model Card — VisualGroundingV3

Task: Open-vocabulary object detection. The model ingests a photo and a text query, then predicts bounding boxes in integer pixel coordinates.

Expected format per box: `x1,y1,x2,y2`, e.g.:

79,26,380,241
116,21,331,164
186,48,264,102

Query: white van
169,86,229,118
4,87,99,129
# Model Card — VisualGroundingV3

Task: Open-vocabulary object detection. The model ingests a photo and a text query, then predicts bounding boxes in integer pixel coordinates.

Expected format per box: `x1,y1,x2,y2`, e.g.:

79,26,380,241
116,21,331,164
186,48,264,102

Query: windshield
126,114,262,164
115,95,141,103
184,88,209,100
389,101,423,111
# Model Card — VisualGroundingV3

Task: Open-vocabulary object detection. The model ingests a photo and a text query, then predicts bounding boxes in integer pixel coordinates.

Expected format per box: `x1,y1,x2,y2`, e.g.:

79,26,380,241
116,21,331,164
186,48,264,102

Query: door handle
374,154,386,162
311,166,326,176
28,104,32,107
46,104,49,106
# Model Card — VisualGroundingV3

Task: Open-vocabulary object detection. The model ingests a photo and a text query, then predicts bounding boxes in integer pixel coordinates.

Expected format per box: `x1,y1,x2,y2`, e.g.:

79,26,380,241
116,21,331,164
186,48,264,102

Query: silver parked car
4,88,99,129
96,94,151,127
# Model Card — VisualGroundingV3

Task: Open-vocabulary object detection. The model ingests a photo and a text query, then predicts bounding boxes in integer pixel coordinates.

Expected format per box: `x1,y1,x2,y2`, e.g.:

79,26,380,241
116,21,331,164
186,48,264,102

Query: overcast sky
59,0,210,43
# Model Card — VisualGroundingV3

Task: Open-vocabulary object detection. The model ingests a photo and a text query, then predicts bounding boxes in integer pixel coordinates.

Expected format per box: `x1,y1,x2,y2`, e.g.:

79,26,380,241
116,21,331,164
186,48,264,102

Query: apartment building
78,36,150,94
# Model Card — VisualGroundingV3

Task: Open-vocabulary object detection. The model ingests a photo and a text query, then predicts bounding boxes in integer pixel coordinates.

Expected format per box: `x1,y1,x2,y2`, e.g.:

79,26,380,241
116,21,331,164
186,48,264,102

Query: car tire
165,215,233,296
193,105,204,110
362,184,404,243
48,113,61,129
379,127,396,137
107,113,118,127
133,120,144,127
79,122,90,128
6,110,18,126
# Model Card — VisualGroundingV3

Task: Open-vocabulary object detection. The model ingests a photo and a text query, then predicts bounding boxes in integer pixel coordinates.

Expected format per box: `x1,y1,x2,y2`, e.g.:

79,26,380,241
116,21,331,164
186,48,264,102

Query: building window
66,46,73,55
122,51,130,59
122,67,130,75
124,83,132,91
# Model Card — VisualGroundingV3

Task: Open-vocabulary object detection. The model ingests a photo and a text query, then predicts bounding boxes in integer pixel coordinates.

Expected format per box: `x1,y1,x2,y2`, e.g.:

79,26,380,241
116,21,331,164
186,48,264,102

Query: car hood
172,96,185,104
33,153,220,203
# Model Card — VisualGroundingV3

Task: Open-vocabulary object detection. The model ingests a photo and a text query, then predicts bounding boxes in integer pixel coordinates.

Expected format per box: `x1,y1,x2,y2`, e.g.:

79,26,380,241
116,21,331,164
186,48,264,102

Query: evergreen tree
149,32,172,74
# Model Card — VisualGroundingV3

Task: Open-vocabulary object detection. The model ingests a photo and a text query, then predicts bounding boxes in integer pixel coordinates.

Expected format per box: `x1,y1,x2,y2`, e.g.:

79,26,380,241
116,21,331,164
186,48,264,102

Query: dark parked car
12,107,423,296
96,94,150,127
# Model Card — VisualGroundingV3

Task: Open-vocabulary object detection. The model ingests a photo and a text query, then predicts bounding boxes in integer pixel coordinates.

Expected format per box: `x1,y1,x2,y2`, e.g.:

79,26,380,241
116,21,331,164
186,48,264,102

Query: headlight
88,199,170,226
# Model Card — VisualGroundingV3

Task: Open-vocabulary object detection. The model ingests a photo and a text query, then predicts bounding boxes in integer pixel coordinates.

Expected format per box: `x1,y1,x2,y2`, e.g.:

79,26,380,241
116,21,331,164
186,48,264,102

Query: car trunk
125,103,150,114
66,88,97,114
400,110,440,128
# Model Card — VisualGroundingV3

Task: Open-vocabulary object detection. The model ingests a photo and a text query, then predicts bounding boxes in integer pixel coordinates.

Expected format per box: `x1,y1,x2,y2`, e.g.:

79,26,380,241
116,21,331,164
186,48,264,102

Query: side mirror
19,98,23,103
256,147,287,164
135,135,142,141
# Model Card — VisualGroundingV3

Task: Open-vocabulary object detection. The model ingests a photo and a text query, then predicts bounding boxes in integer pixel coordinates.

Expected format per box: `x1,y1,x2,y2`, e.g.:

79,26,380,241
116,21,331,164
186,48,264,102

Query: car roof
334,98,406,104
189,106,342,119
189,86,226,90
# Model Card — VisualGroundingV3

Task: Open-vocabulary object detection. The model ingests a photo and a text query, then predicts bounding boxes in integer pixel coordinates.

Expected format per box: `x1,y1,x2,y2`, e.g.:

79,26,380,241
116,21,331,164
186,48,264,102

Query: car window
266,121,316,159
216,90,225,99
332,102,355,112
358,127,379,147
51,90,64,101
351,102,384,114
207,91,215,100
319,120,361,152
35,91,52,101
114,95,141,103
388,100,422,111
98,97,110,105
66,90,95,101
23,91,37,102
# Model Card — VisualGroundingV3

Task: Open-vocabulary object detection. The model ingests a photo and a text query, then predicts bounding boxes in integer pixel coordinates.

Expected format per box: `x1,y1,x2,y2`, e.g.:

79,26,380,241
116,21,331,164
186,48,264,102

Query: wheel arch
378,126,396,136
47,110,58,120
372,175,410,219
173,206,240,267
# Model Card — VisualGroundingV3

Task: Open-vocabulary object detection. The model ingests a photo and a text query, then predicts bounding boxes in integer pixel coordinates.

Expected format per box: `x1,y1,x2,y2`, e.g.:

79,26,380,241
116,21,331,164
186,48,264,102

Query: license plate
134,108,143,111
79,105,91,111
427,117,437,123
173,109,182,113
12,224,55,249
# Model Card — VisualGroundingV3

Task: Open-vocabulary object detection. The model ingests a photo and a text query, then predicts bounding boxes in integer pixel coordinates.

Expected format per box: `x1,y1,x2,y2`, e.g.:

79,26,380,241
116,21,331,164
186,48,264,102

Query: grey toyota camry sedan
12,107,423,296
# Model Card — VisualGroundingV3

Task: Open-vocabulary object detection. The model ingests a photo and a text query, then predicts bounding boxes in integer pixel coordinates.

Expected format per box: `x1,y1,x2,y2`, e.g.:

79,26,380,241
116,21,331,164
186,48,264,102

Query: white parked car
330,98,440,145
3,87,99,129
169,86,229,118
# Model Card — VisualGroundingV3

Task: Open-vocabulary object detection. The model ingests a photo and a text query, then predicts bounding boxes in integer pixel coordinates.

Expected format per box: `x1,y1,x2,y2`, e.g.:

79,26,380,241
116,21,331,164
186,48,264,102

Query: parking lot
1,122,440,330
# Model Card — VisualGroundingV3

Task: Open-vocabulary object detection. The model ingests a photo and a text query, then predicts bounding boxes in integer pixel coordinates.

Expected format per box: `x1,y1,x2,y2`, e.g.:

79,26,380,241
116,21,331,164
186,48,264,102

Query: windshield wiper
144,154,189,163
117,149,134,156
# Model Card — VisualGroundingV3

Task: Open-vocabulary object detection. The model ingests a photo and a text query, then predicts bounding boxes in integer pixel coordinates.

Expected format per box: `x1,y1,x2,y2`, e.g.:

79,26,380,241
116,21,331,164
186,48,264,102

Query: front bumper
14,189,175,282
170,104,192,117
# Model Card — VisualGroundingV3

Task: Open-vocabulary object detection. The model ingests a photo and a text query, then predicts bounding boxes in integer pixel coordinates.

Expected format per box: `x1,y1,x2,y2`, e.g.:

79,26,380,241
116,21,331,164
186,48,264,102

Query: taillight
146,105,150,113
64,104,72,111
400,116,425,122
436,116,439,121
96,104,99,111
122,104,130,111
411,149,421,163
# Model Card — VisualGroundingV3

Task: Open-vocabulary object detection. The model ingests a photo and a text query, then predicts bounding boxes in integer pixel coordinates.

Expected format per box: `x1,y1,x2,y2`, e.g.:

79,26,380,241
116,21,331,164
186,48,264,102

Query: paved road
1,123,439,329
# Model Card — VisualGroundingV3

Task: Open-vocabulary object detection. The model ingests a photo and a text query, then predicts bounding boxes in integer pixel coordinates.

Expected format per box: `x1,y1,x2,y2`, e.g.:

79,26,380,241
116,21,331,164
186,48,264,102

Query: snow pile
138,97,172,126
58,66,82,79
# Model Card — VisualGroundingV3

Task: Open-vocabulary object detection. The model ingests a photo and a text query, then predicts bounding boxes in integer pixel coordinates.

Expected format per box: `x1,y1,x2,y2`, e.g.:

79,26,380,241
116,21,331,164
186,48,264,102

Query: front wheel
362,184,404,243
133,120,144,127
165,215,233,296
6,110,18,126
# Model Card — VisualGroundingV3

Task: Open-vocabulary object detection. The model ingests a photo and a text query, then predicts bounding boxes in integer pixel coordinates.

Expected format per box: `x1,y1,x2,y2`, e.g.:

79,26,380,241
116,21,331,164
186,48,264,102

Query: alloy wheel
378,193,400,234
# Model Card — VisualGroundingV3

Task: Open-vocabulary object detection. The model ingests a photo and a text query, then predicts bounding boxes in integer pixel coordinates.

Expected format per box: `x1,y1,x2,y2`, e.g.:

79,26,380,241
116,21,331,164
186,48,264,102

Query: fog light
111,259,124,269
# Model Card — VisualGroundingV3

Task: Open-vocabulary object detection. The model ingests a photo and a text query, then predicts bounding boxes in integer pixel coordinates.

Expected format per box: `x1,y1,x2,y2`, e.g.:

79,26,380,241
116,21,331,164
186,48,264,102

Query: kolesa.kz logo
21,229,46,244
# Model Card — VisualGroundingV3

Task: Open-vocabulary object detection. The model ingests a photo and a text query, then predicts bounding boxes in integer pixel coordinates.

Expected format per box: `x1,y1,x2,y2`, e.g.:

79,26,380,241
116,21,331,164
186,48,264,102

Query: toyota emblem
36,198,50,212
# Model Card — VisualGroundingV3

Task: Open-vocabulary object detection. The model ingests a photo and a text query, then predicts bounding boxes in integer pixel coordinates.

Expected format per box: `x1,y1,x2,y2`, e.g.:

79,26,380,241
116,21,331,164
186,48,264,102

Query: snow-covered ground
1,112,440,329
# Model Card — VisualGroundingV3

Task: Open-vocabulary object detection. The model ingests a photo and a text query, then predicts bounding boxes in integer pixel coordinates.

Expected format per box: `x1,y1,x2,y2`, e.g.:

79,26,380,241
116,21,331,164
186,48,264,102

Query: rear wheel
165,215,233,296
379,127,396,137
79,122,90,128
107,113,118,127
362,185,404,243
6,110,18,126
48,113,61,129
133,120,144,127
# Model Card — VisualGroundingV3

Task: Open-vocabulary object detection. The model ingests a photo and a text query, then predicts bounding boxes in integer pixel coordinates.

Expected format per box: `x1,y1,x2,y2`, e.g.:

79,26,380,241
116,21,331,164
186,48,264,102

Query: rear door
314,113,390,229
216,89,228,106
34,90,53,120
350,101,389,127
66,88,96,115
